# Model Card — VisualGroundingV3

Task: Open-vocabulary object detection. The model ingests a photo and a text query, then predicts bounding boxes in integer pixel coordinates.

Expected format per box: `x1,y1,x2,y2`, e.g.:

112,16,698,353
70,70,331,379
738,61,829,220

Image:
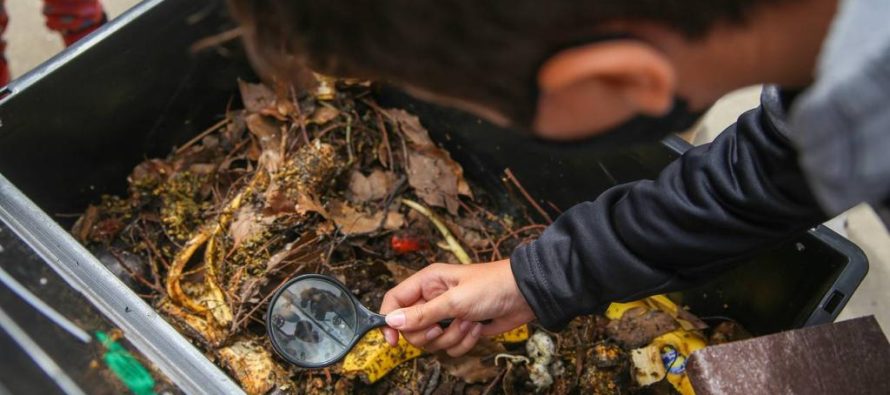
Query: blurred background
5,0,888,330
4,0,137,78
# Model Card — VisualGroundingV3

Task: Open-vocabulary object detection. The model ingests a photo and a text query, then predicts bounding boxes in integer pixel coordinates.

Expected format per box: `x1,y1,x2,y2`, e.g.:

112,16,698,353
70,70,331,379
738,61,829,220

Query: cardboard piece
687,316,890,394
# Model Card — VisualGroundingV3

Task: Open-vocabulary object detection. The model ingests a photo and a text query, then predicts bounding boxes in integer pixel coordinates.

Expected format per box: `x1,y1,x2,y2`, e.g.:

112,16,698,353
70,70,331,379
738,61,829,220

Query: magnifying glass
267,274,483,368
265,274,370,368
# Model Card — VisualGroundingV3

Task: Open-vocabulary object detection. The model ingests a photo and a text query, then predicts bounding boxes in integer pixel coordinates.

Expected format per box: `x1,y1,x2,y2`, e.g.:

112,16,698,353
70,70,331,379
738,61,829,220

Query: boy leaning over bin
230,0,890,357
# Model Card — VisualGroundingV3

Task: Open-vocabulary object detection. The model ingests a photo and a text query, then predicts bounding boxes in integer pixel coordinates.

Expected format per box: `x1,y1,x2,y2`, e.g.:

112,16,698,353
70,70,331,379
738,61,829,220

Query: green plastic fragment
96,331,157,395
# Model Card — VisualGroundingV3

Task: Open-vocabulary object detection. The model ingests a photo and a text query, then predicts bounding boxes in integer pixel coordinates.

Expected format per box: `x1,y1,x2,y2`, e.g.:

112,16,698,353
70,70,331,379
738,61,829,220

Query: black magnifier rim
266,274,370,368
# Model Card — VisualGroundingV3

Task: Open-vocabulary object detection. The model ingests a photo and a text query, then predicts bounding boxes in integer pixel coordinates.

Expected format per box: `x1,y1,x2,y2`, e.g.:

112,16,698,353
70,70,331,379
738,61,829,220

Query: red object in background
0,0,106,86
391,234,427,254
0,1,9,87
43,0,107,46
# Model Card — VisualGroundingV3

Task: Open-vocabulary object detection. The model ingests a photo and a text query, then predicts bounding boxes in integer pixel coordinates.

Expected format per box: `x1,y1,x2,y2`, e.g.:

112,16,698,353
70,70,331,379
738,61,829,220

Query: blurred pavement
5,0,139,79
5,0,888,332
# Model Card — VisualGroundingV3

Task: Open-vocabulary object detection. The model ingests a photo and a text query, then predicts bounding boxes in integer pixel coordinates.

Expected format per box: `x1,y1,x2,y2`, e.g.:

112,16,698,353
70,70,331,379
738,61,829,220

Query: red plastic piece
390,234,426,254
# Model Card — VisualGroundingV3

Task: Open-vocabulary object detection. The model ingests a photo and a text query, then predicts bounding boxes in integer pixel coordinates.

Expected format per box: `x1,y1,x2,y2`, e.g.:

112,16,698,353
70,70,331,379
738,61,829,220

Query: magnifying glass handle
438,318,493,328
369,313,491,329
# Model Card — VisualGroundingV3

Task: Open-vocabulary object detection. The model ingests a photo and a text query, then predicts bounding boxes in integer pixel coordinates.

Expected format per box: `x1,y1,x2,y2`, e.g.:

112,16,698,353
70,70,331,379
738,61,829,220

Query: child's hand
379,259,536,357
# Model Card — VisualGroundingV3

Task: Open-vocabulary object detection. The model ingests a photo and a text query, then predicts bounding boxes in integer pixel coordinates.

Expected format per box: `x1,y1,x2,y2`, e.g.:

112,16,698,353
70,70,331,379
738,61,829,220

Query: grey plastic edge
0,173,243,395
802,227,869,326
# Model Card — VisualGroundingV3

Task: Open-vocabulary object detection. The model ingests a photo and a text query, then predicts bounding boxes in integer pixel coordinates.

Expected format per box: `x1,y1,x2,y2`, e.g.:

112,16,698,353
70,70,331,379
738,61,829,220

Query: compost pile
72,80,749,395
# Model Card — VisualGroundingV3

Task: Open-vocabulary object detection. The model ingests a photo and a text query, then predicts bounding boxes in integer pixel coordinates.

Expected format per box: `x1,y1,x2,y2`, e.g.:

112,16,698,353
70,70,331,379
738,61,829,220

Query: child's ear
533,41,676,138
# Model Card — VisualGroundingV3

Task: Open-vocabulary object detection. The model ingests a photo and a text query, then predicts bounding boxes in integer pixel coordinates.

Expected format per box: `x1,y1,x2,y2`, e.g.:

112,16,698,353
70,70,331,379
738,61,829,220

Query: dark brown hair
230,0,785,126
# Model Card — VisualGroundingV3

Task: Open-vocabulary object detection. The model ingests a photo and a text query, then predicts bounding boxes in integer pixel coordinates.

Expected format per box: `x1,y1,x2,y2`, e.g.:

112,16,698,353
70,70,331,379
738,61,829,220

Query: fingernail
425,326,444,340
386,311,406,329
459,320,472,332
471,323,482,337
387,330,399,346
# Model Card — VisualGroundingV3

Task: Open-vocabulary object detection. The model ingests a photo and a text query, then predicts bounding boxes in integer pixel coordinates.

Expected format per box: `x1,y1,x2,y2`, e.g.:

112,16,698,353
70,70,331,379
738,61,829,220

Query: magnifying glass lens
268,277,359,366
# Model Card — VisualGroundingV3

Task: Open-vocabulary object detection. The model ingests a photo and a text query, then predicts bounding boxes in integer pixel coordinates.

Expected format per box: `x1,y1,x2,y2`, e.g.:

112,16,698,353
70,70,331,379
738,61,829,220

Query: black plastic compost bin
0,0,869,392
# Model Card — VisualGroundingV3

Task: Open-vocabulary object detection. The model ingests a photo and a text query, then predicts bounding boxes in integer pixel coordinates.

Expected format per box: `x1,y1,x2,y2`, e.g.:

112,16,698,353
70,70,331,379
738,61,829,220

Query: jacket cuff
510,242,570,331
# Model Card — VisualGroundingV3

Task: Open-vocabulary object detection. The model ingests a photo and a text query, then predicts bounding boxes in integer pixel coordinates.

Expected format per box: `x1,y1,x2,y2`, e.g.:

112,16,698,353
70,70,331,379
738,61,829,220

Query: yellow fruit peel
342,330,423,384
492,324,530,343
651,330,707,395
645,295,680,316
605,300,649,320
606,296,707,395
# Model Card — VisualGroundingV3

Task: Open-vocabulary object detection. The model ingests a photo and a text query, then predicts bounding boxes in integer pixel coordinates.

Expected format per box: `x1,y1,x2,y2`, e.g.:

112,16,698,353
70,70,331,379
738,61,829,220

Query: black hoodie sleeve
510,86,828,330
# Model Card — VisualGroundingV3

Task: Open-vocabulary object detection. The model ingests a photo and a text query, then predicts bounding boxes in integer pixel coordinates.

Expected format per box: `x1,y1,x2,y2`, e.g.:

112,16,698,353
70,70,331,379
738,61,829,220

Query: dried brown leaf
245,114,281,146
188,163,217,175
222,113,247,146
437,339,505,384
310,106,340,124
229,207,274,249
262,183,294,215
368,170,397,197
130,159,172,186
349,169,395,203
264,234,320,272
441,356,501,384
377,138,391,169
238,80,277,113
296,194,328,217
606,308,679,349
387,109,472,209
676,307,709,331
348,171,373,203
383,261,417,283
407,151,463,215
452,161,473,198
329,200,404,235
246,115,284,172
72,205,100,242
386,108,433,148
315,220,335,236
708,320,752,345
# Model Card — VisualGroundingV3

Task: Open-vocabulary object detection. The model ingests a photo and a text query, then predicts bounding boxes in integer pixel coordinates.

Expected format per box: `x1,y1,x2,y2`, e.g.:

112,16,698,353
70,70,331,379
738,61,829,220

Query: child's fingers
424,319,473,352
381,327,400,346
446,323,482,357
480,318,526,337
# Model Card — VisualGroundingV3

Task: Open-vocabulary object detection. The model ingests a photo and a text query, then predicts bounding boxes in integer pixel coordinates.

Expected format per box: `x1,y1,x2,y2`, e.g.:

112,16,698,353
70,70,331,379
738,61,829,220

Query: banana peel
343,324,529,384
645,295,680,316
165,227,213,318
651,330,707,395
605,300,649,320
645,295,706,331
607,296,707,395
165,176,261,327
606,295,700,330
492,324,530,343
218,339,290,395
342,330,423,384
158,299,227,347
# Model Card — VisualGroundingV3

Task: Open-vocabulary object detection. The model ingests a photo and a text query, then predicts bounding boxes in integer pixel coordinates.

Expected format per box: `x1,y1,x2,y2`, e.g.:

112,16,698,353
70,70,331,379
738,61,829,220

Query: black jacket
510,86,828,330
